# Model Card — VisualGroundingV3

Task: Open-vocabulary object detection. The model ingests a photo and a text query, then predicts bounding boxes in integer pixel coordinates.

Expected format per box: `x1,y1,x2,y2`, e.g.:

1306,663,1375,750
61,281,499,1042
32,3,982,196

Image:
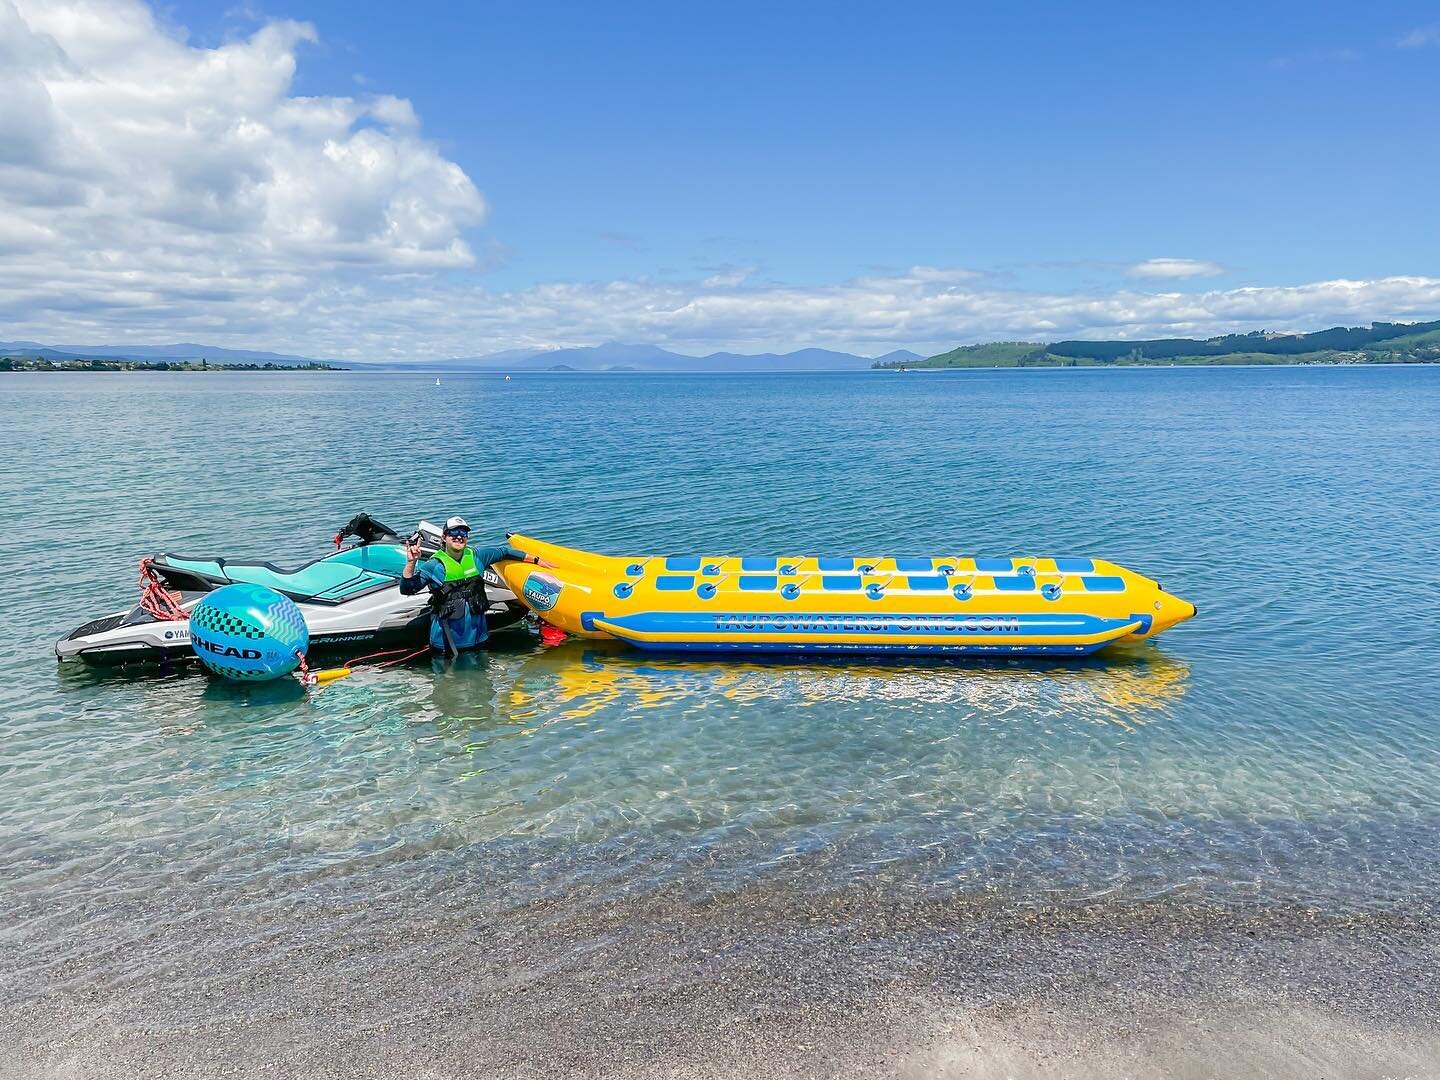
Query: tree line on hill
878,319,1440,369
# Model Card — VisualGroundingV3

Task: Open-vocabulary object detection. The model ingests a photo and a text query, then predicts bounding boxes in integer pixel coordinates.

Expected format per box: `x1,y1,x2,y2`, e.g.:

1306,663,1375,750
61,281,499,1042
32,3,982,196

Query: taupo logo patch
522,572,562,612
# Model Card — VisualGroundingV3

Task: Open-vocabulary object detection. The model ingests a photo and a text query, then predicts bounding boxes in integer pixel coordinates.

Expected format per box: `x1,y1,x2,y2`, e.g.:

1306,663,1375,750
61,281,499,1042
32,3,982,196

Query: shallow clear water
2,366,1438,956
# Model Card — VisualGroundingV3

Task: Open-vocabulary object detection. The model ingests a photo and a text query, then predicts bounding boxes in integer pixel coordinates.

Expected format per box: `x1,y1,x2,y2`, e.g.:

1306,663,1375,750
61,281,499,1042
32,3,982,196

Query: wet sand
5,878,1438,1078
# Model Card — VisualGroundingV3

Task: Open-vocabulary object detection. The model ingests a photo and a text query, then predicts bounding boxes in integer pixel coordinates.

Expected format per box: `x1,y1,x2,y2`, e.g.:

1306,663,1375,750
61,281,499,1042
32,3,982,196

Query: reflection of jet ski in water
56,513,528,668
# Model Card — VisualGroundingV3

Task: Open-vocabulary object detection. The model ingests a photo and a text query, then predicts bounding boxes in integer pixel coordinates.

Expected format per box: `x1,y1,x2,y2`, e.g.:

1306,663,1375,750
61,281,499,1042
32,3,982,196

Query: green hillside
886,342,1045,368
877,319,1440,369
1354,325,1440,354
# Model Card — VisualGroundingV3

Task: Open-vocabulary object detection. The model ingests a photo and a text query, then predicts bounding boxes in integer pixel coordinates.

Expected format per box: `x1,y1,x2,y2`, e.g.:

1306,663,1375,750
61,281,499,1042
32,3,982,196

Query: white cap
444,516,470,532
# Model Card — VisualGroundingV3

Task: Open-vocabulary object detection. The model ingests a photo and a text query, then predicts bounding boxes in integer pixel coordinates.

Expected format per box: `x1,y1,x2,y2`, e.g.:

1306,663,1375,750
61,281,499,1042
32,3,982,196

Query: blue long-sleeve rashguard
399,543,526,651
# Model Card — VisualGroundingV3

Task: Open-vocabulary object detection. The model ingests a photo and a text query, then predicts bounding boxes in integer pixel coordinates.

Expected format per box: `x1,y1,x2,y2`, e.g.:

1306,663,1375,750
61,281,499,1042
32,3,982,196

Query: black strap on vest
428,573,489,622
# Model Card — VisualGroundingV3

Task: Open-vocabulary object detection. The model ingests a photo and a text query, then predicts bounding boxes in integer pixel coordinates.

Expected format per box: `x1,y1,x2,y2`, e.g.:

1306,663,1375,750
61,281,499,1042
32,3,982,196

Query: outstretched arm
475,544,553,569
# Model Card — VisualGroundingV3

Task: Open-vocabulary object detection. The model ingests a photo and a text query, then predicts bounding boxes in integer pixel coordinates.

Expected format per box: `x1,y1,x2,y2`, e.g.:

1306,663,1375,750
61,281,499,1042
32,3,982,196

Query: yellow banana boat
499,535,1196,658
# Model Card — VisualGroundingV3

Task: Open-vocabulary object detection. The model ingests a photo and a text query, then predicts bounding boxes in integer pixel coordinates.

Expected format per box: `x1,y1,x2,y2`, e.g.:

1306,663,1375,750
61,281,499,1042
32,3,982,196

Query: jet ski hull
57,515,530,668
56,598,526,667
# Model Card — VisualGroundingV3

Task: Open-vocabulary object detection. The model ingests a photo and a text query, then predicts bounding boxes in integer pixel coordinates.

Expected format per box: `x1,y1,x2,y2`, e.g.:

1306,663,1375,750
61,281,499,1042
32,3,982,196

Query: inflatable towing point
498,535,1196,659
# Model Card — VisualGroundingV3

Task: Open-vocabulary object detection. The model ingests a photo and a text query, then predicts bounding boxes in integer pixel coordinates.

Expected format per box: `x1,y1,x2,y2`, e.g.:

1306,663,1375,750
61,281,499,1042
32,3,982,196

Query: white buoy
435,377,441,386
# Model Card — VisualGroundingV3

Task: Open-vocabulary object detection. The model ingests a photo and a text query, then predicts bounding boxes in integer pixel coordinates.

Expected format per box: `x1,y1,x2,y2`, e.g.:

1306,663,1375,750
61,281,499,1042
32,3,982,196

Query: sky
1,0,1438,359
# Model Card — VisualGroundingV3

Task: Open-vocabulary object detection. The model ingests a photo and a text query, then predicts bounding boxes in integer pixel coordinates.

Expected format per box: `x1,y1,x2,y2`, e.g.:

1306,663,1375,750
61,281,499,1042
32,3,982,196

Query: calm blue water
2,367,1438,984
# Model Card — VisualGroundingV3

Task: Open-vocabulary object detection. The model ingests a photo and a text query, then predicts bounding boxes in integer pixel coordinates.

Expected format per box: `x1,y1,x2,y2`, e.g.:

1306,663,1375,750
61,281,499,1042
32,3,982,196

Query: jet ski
56,513,529,668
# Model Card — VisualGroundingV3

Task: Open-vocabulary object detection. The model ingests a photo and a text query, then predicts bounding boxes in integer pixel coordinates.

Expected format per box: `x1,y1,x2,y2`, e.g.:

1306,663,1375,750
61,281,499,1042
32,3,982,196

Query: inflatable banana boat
498,535,1195,658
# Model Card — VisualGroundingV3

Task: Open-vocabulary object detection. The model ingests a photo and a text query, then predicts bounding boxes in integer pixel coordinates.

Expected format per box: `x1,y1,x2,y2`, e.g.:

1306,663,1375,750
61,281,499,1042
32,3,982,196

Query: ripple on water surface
2,368,1439,975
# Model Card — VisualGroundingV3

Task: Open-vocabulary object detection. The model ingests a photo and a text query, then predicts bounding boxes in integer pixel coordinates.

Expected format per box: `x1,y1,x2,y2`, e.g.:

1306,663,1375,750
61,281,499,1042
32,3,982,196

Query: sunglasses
445,529,470,539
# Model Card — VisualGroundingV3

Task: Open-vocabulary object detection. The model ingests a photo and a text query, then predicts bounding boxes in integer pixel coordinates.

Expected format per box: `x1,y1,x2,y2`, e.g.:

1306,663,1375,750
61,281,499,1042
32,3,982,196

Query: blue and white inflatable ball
188,583,309,681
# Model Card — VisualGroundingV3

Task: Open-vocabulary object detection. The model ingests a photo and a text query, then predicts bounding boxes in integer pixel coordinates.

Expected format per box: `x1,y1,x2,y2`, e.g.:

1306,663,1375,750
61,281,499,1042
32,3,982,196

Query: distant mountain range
0,340,322,365
0,339,924,372
376,343,924,372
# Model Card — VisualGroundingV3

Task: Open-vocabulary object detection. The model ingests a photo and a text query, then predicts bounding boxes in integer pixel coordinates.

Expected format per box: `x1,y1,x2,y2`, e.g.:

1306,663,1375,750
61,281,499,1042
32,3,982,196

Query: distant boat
504,375,511,381
435,378,441,386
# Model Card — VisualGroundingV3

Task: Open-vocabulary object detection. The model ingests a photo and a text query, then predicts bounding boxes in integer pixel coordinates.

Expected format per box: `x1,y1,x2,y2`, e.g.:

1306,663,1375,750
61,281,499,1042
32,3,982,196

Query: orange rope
339,647,410,667
138,557,188,622
366,647,430,669
299,645,430,688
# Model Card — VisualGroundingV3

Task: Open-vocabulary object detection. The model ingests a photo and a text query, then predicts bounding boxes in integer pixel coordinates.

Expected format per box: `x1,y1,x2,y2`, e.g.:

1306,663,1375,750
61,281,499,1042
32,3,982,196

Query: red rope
377,647,430,669
341,647,406,667
344,646,430,669
138,557,188,623
300,646,430,688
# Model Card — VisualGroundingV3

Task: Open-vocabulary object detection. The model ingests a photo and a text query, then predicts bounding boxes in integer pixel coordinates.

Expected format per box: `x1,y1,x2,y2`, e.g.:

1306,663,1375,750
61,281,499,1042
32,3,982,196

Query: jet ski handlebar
334,512,403,548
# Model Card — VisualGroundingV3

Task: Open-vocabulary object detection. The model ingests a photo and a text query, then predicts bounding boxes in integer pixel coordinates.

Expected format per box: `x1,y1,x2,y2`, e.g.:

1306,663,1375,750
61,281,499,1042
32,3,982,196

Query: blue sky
2,0,1438,357
176,0,1440,289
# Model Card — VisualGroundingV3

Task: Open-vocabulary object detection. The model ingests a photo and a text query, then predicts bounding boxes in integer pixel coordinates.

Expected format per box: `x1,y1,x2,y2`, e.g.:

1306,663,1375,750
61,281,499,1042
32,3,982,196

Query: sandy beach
6,872,1438,1079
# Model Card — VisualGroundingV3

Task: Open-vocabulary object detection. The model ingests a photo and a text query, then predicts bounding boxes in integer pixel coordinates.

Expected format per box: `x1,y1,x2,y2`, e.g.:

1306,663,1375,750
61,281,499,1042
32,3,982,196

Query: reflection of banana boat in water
499,535,1196,658
502,640,1191,725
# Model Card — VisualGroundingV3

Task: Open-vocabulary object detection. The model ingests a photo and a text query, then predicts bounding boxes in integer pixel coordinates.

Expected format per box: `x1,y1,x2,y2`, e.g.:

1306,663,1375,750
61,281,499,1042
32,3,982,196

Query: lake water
2,366,1438,1074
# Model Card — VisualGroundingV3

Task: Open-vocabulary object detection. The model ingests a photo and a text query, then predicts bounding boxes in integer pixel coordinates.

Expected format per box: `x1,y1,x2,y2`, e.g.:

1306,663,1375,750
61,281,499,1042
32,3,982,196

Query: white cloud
1127,258,1226,280
1397,24,1440,47
702,267,755,288
0,0,484,304
11,265,1436,359
457,272,1437,355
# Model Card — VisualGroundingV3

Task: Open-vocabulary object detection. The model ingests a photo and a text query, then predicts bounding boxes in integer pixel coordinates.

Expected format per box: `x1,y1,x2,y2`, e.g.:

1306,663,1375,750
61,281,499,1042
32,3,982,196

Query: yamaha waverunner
56,513,528,667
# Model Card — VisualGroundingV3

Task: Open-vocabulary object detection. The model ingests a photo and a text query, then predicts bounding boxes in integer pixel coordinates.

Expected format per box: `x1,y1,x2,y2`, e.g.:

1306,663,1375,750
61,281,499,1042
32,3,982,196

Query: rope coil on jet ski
137,558,188,623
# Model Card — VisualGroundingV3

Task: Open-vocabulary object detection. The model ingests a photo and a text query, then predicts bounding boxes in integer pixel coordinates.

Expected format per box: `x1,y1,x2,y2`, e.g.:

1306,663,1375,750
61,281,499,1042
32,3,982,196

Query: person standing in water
400,516,550,654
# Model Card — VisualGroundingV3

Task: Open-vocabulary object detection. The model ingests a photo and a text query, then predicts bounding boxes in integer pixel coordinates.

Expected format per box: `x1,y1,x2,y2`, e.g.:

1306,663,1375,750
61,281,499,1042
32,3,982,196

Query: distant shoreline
883,356,1440,370
6,360,1440,375
6,357,1439,376
0,358,344,372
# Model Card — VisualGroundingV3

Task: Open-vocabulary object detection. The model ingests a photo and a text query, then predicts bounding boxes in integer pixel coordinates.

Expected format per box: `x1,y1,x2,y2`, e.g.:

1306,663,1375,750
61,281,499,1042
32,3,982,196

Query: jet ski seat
154,544,412,605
